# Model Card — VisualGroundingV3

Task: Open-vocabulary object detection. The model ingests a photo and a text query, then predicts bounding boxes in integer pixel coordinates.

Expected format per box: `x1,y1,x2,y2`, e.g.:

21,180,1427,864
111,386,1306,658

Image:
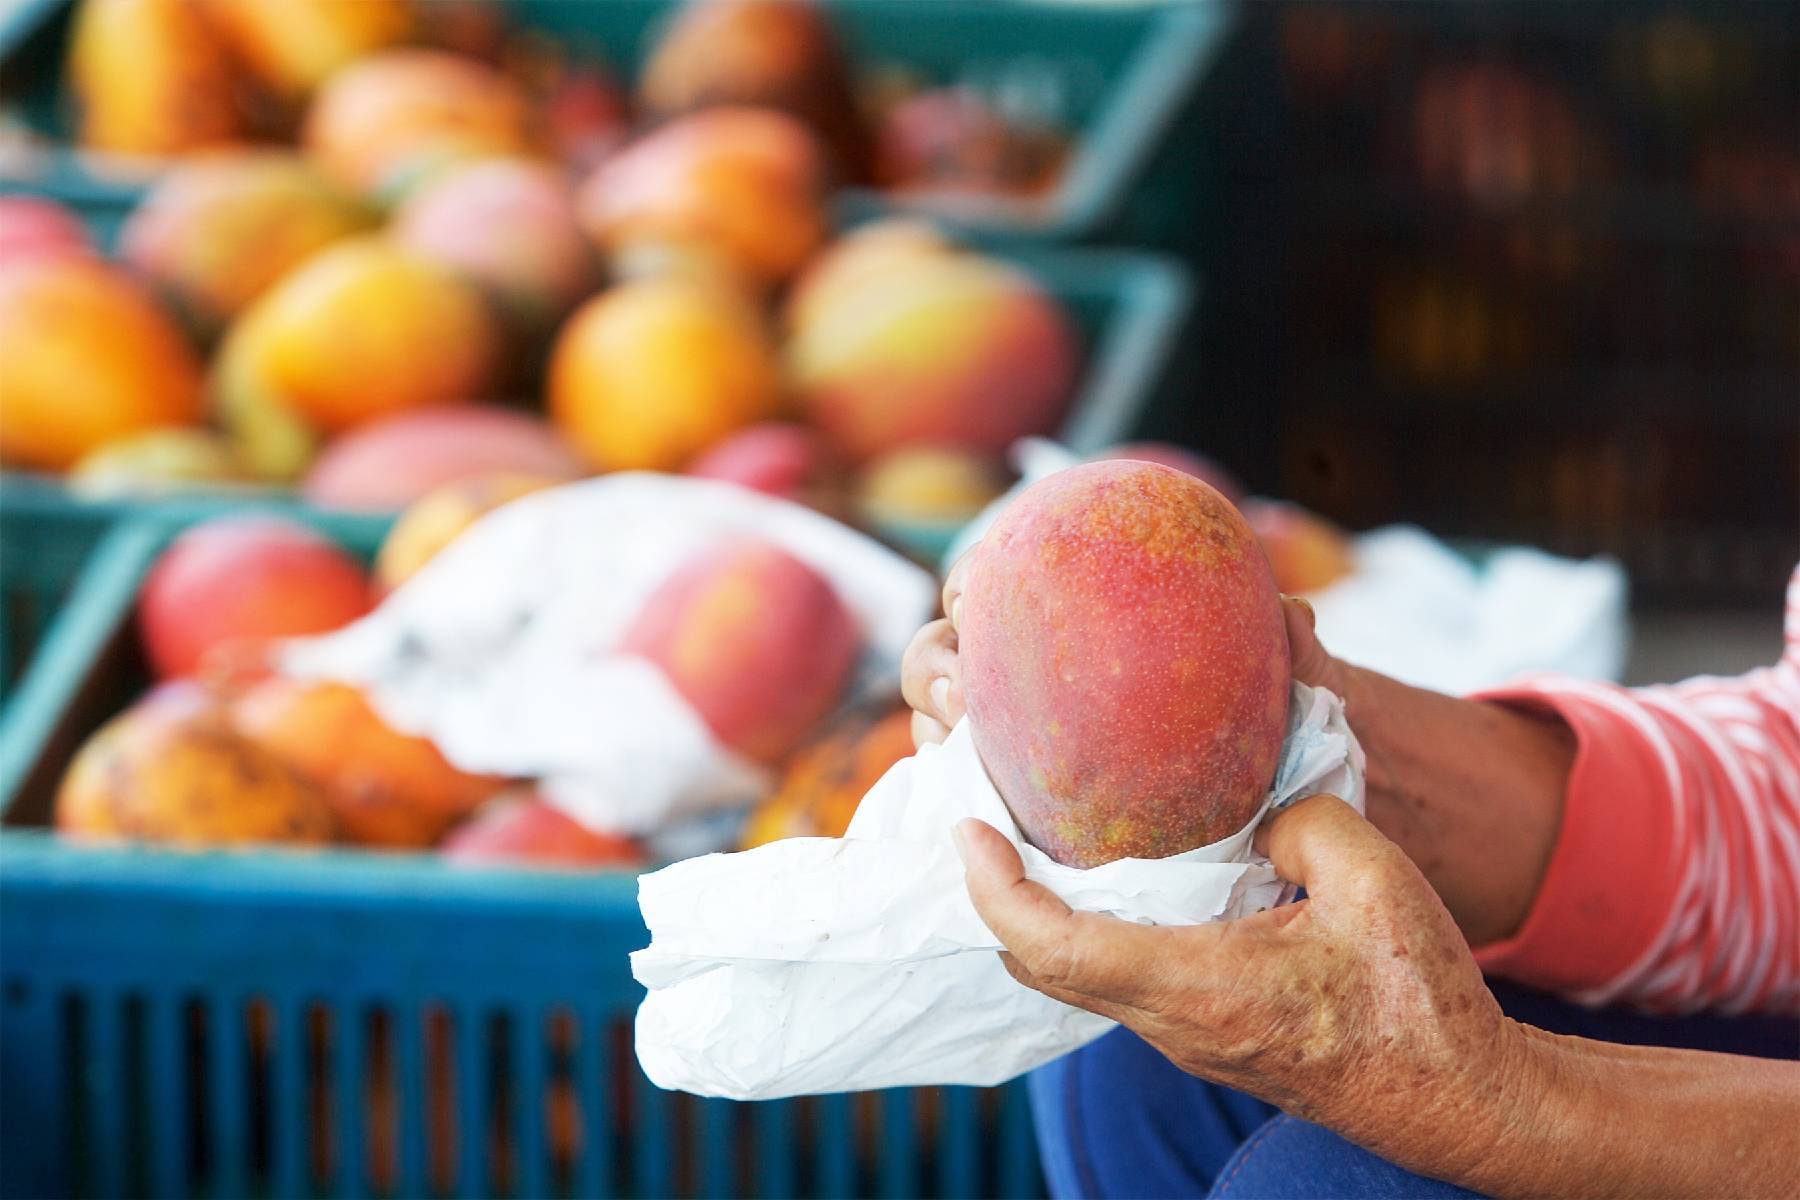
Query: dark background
1143,0,1798,609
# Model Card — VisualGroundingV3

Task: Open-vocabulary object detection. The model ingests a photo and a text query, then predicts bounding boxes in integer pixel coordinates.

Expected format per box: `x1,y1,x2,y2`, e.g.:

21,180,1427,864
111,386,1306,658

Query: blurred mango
235,678,503,849
578,107,827,290
198,0,414,105
67,0,244,155
302,405,583,512
120,150,373,337
69,428,249,499
639,0,871,181
789,242,1078,463
392,157,598,334
304,48,539,201
0,256,204,471
549,277,783,471
58,685,335,847
214,237,501,478
375,471,564,591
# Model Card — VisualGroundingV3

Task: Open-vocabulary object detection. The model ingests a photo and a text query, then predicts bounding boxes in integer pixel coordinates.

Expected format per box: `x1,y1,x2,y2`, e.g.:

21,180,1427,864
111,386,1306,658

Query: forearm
1335,663,1572,945
1447,1024,1800,1199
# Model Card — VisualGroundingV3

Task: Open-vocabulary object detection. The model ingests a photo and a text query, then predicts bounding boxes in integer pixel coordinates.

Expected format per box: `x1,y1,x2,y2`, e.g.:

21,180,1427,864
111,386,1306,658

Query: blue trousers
1029,980,1800,1199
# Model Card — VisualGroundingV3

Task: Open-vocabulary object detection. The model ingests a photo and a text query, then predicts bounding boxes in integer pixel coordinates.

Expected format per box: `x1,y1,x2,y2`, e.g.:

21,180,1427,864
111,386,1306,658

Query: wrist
1430,1020,1571,1197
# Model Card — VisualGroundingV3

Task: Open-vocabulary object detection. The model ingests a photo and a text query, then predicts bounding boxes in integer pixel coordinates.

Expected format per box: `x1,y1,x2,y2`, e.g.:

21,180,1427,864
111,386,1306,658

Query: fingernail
950,596,962,627
949,820,970,861
1291,595,1316,626
929,676,952,718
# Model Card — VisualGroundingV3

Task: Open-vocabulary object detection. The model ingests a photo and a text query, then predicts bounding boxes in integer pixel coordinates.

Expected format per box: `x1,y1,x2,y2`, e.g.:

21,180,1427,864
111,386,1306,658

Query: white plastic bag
632,682,1363,1099
280,474,938,834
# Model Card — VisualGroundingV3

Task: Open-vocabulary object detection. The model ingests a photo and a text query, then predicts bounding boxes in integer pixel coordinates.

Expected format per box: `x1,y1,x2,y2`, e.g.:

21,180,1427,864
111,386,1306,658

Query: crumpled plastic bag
632,682,1364,1099
280,473,938,834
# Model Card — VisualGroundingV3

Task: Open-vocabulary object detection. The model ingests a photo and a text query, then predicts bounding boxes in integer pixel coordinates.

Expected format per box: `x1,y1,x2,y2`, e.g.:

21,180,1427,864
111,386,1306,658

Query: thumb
1253,793,1394,897
953,818,1170,1005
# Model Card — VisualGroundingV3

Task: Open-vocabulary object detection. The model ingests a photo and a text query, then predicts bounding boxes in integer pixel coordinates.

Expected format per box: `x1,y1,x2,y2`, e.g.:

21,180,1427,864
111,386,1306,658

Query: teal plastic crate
0,509,1046,1200
0,0,1231,242
0,477,131,715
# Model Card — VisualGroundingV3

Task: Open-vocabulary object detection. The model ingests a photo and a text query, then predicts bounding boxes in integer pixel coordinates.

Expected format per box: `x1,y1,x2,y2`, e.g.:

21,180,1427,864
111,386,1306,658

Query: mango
548,277,783,471
67,0,243,156
374,471,563,591
619,539,859,764
1243,500,1355,595
639,0,871,182
392,157,598,333
684,422,837,505
0,256,204,471
741,701,914,847
783,218,950,333
214,238,501,467
303,48,538,201
577,106,827,290
120,150,372,337
234,678,503,848
139,516,371,680
441,791,644,869
856,446,1006,525
69,427,249,498
0,196,93,261
300,405,582,511
788,246,1078,463
57,690,335,847
958,461,1289,867
198,0,414,105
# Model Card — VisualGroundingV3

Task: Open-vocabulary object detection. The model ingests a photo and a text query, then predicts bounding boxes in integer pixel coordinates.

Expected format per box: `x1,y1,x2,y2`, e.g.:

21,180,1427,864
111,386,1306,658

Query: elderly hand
954,795,1533,1186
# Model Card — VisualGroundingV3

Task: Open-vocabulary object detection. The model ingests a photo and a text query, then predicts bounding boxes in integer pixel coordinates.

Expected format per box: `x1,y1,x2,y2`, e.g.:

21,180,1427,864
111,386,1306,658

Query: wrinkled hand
953,796,1531,1183
902,548,1344,748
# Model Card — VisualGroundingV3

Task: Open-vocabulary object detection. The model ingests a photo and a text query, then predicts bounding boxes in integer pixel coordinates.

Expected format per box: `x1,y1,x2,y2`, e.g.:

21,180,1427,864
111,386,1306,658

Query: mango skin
959,460,1289,867
619,539,858,764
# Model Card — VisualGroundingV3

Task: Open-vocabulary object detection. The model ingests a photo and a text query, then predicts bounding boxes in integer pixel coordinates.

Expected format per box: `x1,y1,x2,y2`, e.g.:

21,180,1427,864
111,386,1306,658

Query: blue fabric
1030,980,1800,1199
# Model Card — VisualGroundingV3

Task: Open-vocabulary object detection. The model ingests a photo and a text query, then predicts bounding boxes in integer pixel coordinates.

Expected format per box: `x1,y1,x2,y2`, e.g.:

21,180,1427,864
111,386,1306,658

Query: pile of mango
51,497,936,866
0,0,1088,538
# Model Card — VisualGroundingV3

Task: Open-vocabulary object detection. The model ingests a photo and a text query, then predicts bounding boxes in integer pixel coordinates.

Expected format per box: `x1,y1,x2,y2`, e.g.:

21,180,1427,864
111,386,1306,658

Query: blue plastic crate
0,0,1231,243
0,509,1047,1200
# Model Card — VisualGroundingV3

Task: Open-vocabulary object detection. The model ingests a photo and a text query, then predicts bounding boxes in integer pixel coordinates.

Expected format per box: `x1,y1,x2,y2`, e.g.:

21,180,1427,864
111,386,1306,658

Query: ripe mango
0,257,204,471
58,688,335,847
619,539,859,764
234,678,503,848
959,461,1289,866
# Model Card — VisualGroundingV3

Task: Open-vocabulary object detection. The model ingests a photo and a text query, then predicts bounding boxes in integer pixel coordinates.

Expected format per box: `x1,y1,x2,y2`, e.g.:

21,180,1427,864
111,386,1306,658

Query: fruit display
0,179,1093,559
49,0,1071,202
958,460,1289,868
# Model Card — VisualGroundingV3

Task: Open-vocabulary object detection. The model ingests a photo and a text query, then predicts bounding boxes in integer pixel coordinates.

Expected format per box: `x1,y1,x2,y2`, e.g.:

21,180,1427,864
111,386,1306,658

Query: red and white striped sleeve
1468,565,1800,1016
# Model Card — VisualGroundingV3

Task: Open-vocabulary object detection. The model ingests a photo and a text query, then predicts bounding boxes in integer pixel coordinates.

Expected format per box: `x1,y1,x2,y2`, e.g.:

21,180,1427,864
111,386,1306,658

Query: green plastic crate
0,507,1047,1200
0,0,1231,242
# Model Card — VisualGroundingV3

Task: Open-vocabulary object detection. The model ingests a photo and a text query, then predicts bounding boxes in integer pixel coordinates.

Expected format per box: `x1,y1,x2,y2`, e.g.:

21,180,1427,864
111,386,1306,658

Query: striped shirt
1471,566,1800,1016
